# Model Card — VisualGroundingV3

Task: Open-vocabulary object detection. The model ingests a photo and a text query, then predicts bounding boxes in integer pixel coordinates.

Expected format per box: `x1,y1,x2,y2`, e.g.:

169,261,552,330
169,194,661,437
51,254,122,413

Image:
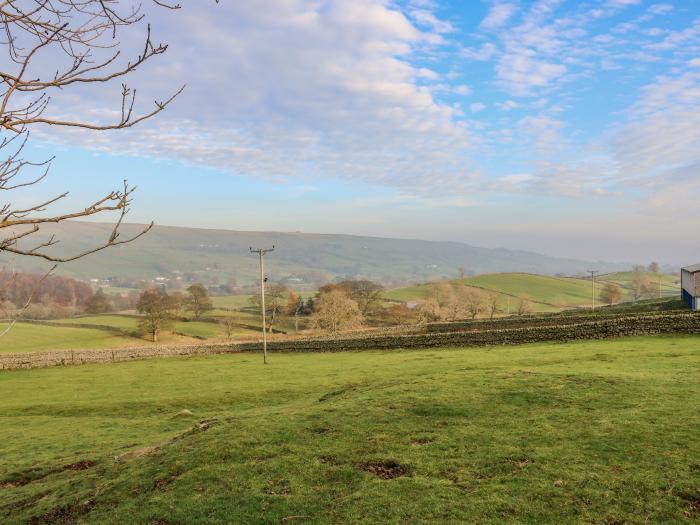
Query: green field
0,317,238,354
384,271,681,312
0,323,148,353
1,335,698,523
600,271,680,297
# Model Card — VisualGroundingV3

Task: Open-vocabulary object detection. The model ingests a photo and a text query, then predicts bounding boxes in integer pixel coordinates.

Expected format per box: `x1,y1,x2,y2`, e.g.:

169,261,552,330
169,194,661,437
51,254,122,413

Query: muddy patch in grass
409,436,435,446
153,472,181,491
308,426,331,435
1,460,96,489
676,489,700,516
64,460,96,471
28,499,95,525
356,460,410,480
265,478,291,496
318,386,356,403
317,455,340,465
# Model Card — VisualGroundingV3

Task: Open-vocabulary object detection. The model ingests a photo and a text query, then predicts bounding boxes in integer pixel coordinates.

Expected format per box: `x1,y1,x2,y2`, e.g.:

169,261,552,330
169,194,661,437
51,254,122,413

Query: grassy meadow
0,323,153,354
1,335,698,523
384,271,681,312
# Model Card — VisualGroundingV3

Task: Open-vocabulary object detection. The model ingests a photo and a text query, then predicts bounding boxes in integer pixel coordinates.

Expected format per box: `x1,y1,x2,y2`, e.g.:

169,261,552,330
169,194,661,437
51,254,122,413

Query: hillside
384,271,680,311
2,222,625,286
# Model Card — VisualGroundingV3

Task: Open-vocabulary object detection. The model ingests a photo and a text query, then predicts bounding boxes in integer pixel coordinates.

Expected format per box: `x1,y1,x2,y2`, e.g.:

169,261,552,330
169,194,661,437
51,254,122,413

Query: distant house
681,264,700,310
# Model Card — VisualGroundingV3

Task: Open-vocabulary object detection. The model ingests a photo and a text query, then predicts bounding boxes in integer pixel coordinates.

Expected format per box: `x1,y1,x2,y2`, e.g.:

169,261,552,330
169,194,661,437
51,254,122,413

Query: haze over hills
5,222,628,286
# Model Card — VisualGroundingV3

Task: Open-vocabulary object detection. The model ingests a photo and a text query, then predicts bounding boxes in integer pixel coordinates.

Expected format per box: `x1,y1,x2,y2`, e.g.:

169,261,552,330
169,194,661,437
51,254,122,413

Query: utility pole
250,246,275,364
588,270,599,311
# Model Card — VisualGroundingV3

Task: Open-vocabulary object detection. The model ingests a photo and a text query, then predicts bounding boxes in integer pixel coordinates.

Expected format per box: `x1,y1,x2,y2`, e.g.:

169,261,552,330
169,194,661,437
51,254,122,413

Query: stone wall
3,311,698,371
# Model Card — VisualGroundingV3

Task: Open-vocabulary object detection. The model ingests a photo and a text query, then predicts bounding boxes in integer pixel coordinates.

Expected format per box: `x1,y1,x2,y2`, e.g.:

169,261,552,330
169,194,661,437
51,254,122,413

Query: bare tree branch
0,0,196,335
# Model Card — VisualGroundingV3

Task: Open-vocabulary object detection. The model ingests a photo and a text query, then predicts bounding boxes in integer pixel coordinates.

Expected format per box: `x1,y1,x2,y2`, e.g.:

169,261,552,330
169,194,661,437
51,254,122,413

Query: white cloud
495,51,567,95
480,3,517,31
469,102,487,113
648,3,673,16
496,100,520,110
607,0,641,7
410,8,454,34
613,70,700,180
32,0,477,195
460,42,497,61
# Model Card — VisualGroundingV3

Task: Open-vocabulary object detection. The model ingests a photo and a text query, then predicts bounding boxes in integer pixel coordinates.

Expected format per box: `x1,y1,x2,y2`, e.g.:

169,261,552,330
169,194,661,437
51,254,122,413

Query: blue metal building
681,264,700,310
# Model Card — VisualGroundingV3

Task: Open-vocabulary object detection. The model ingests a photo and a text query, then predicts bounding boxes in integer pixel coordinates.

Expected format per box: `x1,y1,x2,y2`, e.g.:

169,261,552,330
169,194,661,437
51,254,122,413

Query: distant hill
2,222,626,286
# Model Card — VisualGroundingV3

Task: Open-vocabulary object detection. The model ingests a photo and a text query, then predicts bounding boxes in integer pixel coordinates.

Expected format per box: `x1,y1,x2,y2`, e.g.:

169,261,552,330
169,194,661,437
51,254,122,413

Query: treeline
0,271,138,319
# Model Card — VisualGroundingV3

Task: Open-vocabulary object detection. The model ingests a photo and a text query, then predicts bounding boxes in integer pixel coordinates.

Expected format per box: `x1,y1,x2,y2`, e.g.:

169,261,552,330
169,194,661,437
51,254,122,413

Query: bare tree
136,287,178,342
516,293,533,316
184,283,213,320
416,298,440,324
461,287,485,320
630,270,652,301
220,315,237,339
309,290,363,334
0,1,190,309
600,282,623,306
485,291,500,319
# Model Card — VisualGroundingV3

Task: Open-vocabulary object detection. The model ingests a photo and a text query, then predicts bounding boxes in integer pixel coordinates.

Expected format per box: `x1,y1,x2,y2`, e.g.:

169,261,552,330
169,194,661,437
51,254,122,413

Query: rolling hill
383,271,680,311
2,221,625,286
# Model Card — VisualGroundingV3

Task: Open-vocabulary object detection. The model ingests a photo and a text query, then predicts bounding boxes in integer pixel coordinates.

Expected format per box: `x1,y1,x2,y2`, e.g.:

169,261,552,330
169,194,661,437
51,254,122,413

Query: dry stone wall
2,311,699,371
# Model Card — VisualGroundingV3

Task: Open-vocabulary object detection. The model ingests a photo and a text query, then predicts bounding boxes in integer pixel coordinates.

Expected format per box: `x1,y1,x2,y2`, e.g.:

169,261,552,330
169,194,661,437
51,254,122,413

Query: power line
250,245,275,364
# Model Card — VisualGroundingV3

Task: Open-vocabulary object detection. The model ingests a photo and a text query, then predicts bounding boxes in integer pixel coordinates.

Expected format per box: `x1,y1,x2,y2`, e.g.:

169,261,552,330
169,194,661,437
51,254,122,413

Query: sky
14,0,700,264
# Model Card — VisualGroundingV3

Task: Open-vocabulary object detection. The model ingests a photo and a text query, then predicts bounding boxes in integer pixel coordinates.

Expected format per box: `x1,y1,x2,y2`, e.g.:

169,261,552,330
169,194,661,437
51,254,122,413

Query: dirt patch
265,478,291,496
64,460,96,471
309,426,331,434
317,455,340,465
116,446,159,462
409,436,435,446
0,477,32,488
28,499,95,525
356,460,410,480
676,489,700,515
318,386,354,402
153,473,180,491
173,418,220,441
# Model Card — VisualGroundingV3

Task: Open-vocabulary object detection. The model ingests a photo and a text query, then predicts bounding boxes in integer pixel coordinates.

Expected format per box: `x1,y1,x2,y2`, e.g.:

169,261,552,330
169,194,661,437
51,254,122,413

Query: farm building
681,264,700,310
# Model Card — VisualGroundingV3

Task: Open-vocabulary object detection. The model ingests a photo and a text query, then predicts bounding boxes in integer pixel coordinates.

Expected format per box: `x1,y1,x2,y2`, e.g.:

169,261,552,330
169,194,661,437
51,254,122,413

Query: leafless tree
0,0,196,333
309,290,363,334
460,287,485,320
485,291,500,319
220,315,236,339
516,293,533,316
600,282,623,306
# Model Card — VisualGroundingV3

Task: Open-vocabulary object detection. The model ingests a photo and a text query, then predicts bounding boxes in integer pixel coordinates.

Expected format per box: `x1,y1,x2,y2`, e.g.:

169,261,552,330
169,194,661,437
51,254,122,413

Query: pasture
0,323,150,354
384,271,681,312
1,335,698,524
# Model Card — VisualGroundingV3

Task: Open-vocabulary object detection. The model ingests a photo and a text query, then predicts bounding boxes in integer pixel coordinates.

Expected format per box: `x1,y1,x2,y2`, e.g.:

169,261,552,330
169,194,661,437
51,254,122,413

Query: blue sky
22,0,700,263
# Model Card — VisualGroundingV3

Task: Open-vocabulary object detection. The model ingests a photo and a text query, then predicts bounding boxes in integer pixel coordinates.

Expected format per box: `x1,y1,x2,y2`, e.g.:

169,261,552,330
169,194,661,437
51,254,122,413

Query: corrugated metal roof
682,263,700,273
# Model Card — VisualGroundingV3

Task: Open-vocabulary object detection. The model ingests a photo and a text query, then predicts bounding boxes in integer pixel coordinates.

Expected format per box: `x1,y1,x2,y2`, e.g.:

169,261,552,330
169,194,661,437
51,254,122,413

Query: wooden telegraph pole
588,270,599,311
250,246,275,364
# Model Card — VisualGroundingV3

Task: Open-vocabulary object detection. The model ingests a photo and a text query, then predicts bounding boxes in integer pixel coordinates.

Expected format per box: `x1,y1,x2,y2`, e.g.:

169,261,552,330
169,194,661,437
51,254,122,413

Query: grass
384,271,681,312
383,273,596,311
54,315,140,331
0,323,147,353
600,271,680,297
1,335,698,523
